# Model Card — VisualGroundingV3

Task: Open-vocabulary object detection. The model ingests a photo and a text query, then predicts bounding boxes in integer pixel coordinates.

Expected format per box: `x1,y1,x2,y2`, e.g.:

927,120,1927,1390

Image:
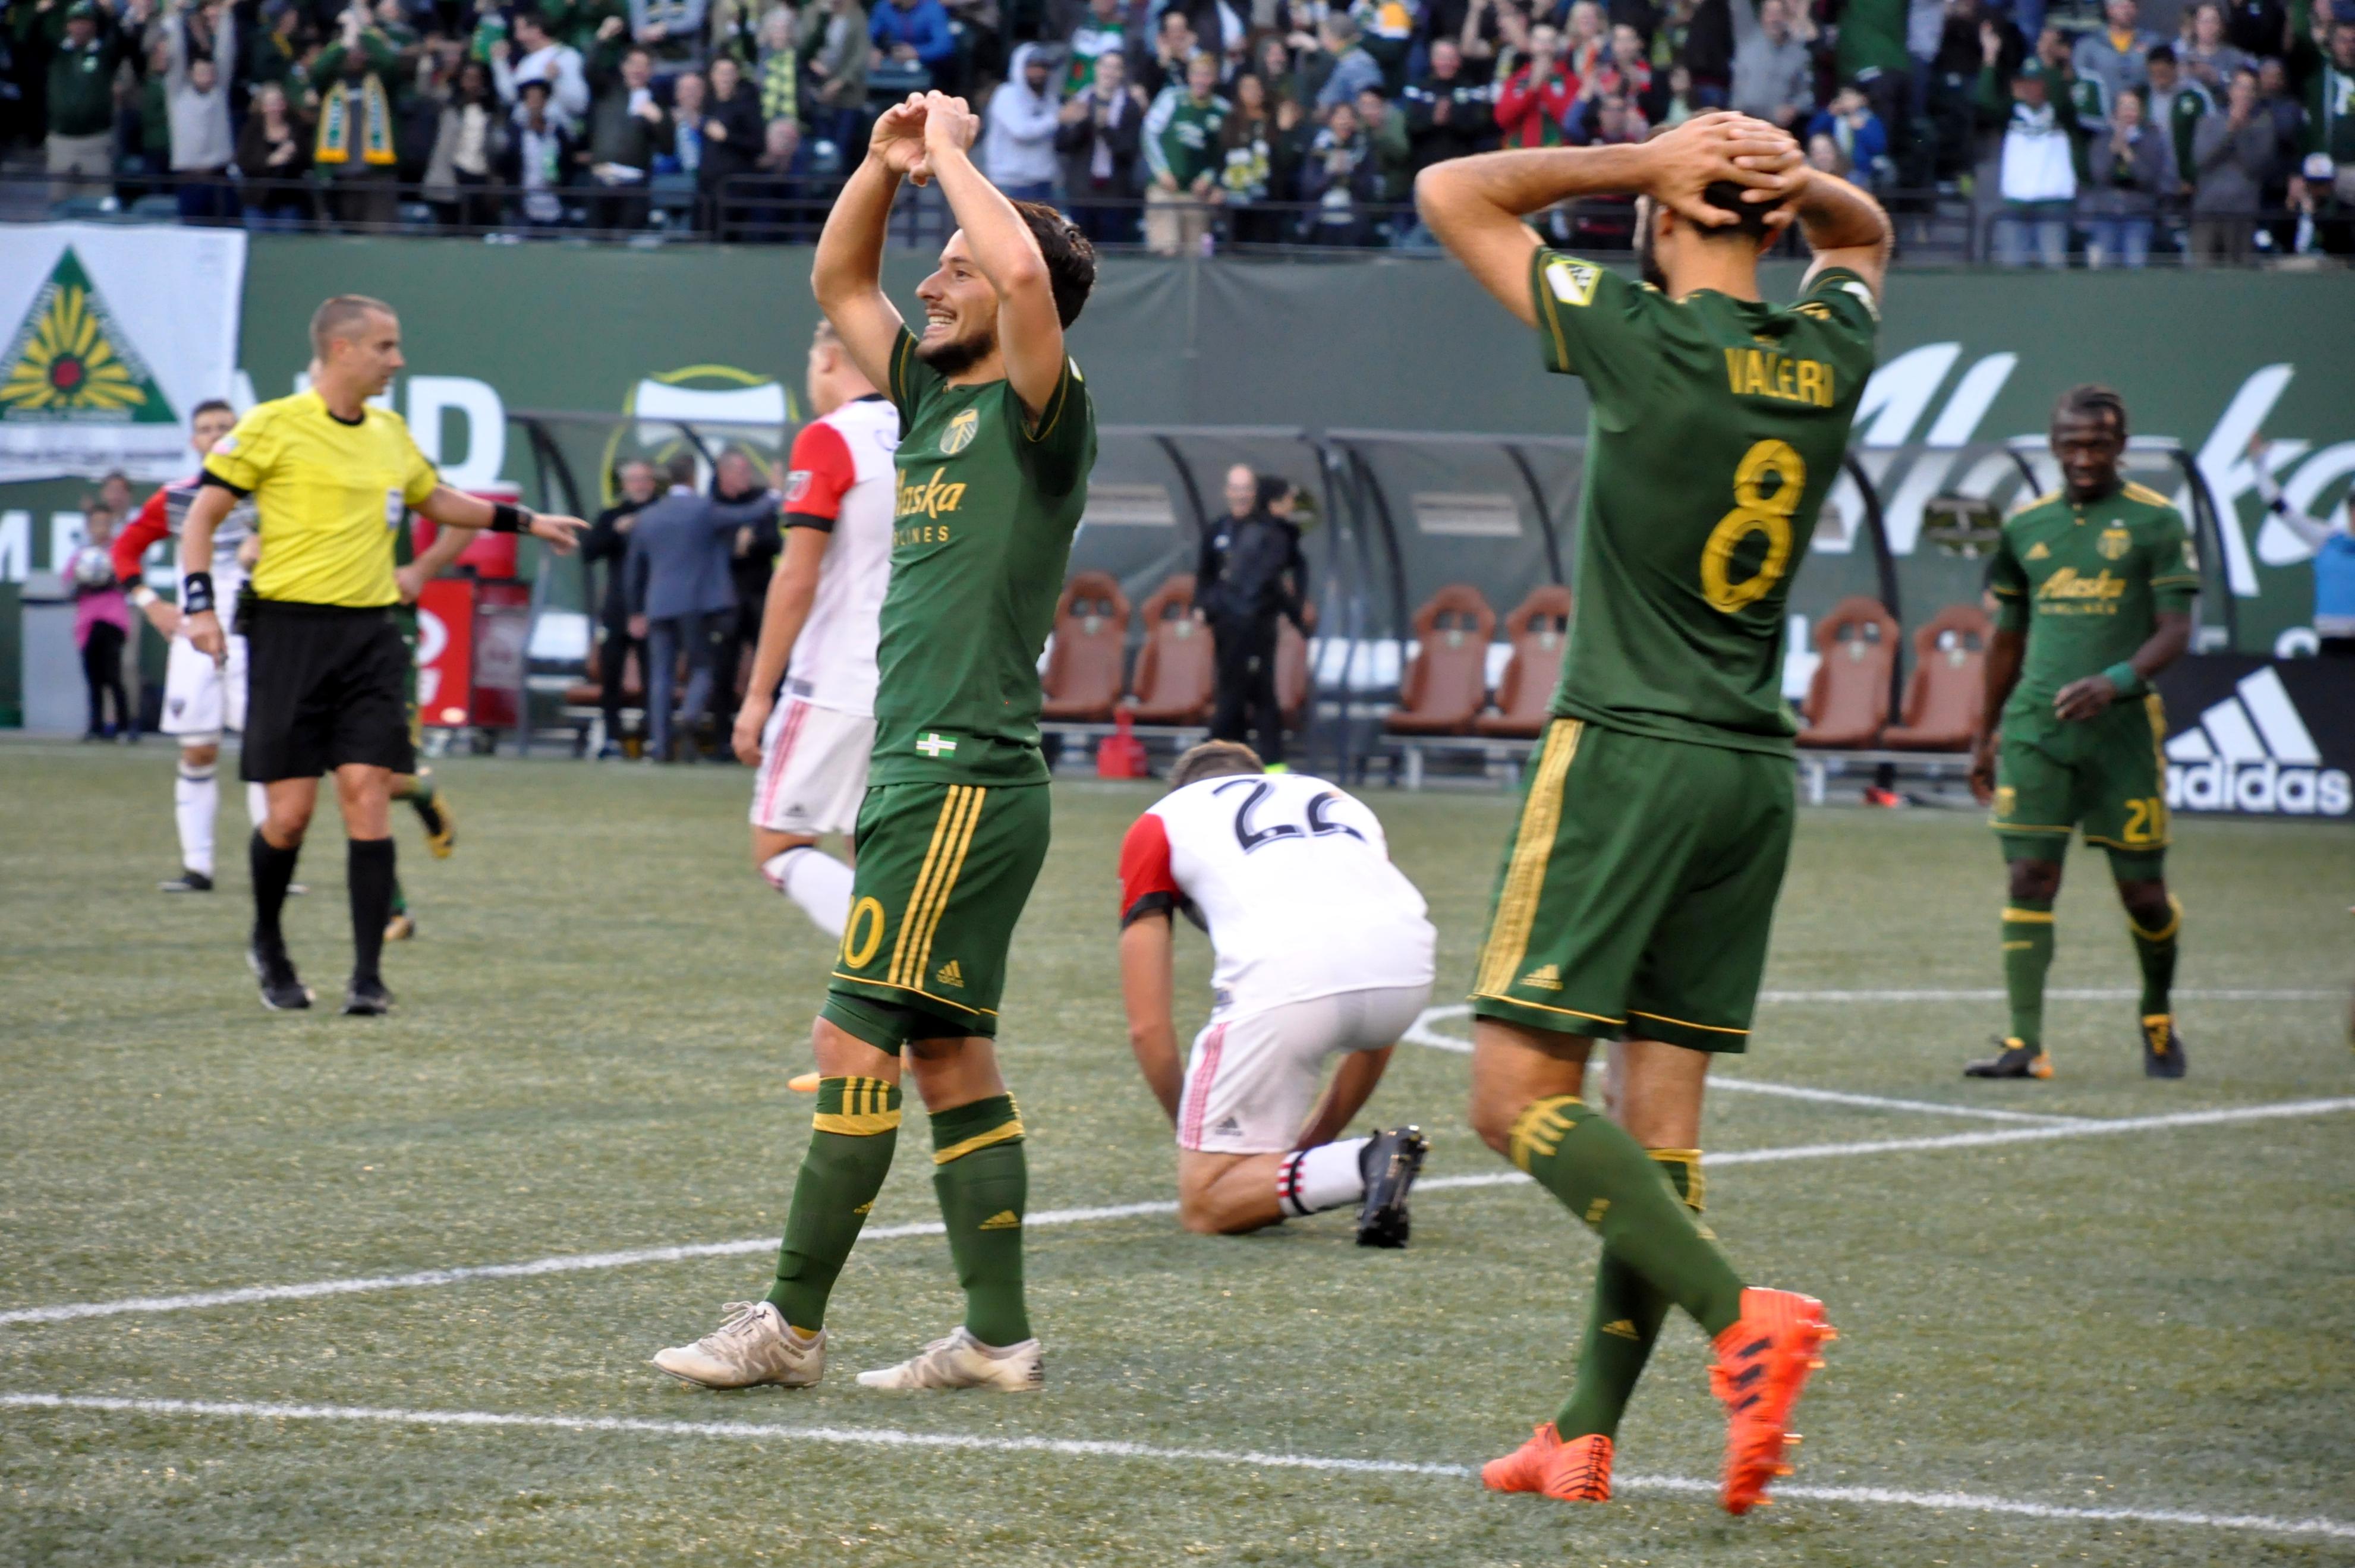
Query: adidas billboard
2156,658,2353,817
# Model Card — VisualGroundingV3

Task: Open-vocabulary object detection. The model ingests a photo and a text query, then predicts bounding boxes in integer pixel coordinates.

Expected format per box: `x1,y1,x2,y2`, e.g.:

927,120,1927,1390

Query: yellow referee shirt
203,391,440,608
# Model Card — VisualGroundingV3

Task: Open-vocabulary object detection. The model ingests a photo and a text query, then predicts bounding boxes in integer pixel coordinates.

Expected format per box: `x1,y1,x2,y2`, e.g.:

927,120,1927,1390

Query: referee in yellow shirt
180,295,587,1013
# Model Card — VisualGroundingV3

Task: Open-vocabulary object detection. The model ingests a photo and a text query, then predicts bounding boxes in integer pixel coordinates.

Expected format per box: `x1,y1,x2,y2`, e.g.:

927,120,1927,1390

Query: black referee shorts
240,601,418,783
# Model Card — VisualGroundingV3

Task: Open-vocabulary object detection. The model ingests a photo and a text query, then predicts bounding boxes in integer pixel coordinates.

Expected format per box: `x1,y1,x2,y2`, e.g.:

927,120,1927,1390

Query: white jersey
780,395,898,718
119,475,257,629
1119,772,1437,1016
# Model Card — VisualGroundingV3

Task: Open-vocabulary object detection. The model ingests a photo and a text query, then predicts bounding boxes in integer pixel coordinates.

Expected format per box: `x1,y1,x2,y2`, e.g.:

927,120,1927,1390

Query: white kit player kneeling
1117,741,1436,1243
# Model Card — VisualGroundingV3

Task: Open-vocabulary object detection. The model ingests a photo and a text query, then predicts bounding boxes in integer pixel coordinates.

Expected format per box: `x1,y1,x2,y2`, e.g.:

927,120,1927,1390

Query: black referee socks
347,837,396,984
250,829,301,942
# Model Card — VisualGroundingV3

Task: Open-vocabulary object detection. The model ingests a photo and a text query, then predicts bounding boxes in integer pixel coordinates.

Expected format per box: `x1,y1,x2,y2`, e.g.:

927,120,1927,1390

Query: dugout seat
1276,602,1317,729
1386,584,1497,736
1475,585,1572,738
1882,603,1992,751
1796,595,1901,748
1128,575,1216,725
1041,572,1132,723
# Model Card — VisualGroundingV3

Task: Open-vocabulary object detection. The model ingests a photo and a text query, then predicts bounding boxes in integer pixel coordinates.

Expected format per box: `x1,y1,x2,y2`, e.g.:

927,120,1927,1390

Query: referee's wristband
181,571,217,616
490,502,533,535
2101,662,2145,699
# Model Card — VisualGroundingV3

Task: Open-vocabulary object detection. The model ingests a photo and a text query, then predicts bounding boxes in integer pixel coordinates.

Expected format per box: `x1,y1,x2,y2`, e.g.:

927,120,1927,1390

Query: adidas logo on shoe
1521,962,1563,991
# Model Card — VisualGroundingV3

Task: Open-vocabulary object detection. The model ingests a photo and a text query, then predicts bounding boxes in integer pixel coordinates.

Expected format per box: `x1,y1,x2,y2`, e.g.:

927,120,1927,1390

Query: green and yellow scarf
316,73,396,166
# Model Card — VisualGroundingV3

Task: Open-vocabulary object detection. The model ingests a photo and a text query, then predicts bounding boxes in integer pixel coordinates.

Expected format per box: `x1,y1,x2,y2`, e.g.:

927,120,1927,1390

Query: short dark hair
1009,199,1097,329
1169,740,1264,790
1697,180,1784,241
2054,382,2129,437
2147,42,2177,62
663,450,698,487
191,398,234,421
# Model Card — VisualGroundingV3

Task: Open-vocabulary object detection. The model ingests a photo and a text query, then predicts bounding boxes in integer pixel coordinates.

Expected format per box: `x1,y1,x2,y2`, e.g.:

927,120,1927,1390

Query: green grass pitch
4,741,2351,1567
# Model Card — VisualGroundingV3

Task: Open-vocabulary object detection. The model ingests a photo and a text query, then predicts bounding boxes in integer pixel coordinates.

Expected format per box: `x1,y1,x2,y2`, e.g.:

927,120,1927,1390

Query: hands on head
1643,111,1806,232
868,90,980,185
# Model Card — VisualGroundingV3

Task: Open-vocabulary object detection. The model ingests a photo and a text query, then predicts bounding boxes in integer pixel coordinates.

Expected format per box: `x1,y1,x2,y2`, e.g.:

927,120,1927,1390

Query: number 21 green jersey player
1418,112,1889,1516
1966,386,2198,1082
654,89,1098,1394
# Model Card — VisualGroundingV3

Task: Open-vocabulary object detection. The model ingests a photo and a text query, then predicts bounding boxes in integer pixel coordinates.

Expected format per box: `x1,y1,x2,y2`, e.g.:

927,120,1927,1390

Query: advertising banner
0,225,245,482
2154,655,2353,818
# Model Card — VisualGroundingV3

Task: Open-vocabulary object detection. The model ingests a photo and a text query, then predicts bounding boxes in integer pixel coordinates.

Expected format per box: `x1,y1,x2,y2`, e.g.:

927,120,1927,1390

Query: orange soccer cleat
1480,1424,1614,1503
1711,1287,1836,1516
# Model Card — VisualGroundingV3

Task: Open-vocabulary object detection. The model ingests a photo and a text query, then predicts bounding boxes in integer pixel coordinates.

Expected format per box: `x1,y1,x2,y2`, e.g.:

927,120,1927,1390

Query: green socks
766,1076,901,1333
1555,1149,1704,1440
930,1094,1031,1347
1510,1097,1743,1337
2002,897,2057,1048
2129,895,2181,1019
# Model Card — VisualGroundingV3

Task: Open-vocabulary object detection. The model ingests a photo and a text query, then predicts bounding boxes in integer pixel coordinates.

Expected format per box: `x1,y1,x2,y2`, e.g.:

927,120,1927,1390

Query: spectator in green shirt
22,0,123,199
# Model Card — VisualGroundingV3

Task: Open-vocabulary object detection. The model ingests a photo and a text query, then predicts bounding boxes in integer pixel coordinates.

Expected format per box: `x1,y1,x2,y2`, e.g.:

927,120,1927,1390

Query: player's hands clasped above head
918,91,981,165
1642,111,1805,231
867,92,981,186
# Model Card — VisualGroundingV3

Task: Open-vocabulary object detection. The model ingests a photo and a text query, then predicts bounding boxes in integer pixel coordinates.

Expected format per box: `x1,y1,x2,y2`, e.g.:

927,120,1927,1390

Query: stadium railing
10,168,2338,269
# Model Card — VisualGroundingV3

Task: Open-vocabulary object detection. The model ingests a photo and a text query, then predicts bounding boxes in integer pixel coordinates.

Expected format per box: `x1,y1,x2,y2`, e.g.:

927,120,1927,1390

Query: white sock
174,761,219,877
761,847,854,937
1278,1138,1371,1218
245,782,268,829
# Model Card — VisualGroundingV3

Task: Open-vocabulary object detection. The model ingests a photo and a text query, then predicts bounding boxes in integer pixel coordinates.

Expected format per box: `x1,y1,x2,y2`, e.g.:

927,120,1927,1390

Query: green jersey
1986,481,2199,748
1529,249,1880,755
874,328,1096,788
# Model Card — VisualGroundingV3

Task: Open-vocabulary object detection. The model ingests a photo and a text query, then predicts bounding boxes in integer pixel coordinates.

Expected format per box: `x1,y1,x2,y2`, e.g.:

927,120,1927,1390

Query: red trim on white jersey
783,420,856,522
1117,811,1183,925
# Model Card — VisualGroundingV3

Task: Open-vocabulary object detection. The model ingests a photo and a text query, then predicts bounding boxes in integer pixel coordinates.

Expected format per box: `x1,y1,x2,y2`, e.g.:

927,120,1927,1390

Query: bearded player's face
912,231,999,377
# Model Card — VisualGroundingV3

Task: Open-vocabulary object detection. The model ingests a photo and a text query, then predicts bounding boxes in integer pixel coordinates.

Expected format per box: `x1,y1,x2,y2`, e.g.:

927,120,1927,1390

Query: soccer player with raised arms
1965,386,2198,1082
654,90,1097,1394
1418,114,1889,1513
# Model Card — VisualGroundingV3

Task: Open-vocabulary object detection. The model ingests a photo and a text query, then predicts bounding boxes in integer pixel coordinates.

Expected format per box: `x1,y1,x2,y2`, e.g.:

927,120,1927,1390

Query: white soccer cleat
651,1300,824,1390
855,1327,1043,1391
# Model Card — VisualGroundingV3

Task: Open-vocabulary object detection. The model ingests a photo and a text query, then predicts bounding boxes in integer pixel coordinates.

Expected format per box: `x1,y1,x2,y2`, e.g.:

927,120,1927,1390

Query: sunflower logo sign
0,224,245,481
0,250,174,424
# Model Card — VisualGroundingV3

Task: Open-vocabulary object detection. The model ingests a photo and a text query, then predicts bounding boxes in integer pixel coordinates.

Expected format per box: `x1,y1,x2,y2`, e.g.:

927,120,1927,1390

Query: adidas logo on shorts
1520,963,1563,991
935,959,964,988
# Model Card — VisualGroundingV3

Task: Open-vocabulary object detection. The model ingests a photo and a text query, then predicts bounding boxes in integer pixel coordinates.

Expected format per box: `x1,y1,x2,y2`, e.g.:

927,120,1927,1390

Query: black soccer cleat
1355,1125,1429,1249
158,868,214,893
1963,1037,2053,1079
248,936,313,1011
2141,1015,2187,1079
343,975,395,1016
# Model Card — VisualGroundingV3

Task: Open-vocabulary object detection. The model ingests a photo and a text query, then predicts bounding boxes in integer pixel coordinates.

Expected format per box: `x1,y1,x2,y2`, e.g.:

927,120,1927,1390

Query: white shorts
160,631,248,741
1176,982,1433,1154
750,698,874,838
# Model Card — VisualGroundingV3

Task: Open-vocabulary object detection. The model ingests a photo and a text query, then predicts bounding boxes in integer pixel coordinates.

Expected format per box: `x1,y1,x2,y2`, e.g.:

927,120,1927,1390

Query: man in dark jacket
1199,468,1309,768
27,0,120,199
1403,39,1492,172
624,452,779,761
693,51,763,226
583,44,672,231
1057,45,1146,243
581,458,657,757
710,447,781,736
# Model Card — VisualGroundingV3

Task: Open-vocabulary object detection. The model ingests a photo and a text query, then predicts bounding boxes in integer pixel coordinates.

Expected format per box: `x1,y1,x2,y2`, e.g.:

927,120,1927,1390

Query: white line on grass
8,1097,2350,1329
4,1392,2348,1541
1403,1006,2092,1125
1759,988,2338,1003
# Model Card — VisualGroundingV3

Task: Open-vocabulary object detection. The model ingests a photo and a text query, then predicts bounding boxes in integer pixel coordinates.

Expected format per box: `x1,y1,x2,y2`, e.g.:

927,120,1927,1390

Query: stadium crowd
2,0,2348,250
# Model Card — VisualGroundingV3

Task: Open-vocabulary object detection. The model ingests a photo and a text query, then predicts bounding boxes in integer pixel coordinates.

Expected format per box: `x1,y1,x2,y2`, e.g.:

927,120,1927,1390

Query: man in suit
625,451,779,761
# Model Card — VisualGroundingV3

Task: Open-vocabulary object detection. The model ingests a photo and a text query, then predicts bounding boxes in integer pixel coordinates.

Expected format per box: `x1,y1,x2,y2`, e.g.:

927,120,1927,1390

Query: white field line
2,1392,2348,1542
1759,988,2338,1003
1403,1006,2091,1125
8,1097,2351,1329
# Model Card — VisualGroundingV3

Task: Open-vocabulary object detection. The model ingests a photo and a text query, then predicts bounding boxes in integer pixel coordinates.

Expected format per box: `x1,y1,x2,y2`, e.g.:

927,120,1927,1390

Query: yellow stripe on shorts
1475,720,1583,998
889,786,978,989
912,786,986,996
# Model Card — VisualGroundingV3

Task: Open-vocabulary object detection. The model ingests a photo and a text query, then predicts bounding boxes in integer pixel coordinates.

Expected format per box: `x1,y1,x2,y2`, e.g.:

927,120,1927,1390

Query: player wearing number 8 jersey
1419,114,1887,1516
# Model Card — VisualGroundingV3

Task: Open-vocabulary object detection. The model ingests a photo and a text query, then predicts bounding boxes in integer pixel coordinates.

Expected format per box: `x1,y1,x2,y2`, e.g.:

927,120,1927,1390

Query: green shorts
823,780,1051,1046
1469,717,1794,1054
1994,694,2170,876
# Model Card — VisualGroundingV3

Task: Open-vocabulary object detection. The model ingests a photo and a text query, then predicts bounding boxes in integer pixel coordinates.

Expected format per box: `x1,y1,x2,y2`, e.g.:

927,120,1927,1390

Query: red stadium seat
1796,596,1901,749
1475,585,1572,738
1882,603,1993,751
1041,571,1132,723
1128,574,1216,725
1386,584,1497,737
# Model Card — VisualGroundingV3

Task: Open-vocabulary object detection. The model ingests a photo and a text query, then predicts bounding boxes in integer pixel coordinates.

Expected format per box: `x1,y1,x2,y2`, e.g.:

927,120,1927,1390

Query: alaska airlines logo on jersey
940,407,980,455
895,466,968,531
1544,257,1600,307
1722,348,1837,409
2038,567,2127,602
2098,526,2133,561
